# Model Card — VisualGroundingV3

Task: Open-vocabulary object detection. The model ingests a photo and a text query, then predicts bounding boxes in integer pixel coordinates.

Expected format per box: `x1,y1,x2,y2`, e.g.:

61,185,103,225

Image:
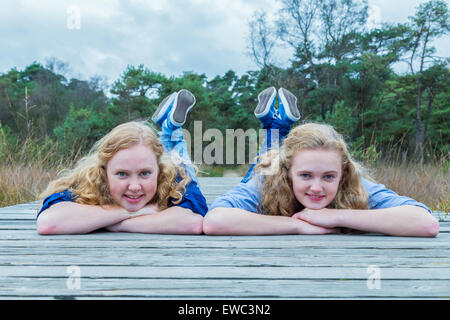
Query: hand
128,203,160,217
106,204,160,232
294,217,341,234
105,222,123,232
292,208,342,229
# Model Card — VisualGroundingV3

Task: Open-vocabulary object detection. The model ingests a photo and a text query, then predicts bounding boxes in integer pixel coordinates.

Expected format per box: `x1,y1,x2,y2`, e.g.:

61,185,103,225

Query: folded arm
203,207,339,235
37,202,203,235
36,201,131,235
294,205,439,237
105,206,203,234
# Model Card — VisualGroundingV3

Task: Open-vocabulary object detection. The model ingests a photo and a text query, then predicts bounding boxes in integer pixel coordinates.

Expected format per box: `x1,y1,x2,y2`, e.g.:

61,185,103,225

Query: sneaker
152,92,177,127
277,88,300,125
254,86,277,129
168,89,196,127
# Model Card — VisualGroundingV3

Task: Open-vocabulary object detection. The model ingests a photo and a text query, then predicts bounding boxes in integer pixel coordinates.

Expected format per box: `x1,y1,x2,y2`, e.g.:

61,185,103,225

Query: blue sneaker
277,88,300,126
152,92,177,127
254,87,277,129
168,89,196,127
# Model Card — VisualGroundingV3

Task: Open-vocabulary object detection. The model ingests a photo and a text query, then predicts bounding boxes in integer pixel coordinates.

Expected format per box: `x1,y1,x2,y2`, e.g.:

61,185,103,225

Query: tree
275,0,370,121
407,0,449,159
109,64,166,122
248,11,277,68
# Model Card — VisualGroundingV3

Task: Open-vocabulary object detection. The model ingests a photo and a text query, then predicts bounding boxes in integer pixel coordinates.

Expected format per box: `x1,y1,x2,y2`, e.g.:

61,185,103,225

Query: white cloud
0,0,448,86
367,4,382,29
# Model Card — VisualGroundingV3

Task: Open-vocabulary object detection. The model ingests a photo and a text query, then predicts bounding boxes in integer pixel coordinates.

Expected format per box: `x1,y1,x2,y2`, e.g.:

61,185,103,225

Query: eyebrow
112,167,155,172
296,170,339,174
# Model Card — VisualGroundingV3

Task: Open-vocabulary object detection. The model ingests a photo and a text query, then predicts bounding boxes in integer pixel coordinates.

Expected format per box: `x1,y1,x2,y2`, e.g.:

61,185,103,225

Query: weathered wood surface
0,177,449,299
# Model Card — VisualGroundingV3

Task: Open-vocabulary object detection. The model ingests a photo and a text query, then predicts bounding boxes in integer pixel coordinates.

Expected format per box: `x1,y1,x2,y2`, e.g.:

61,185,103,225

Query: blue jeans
241,117,291,183
158,121,197,183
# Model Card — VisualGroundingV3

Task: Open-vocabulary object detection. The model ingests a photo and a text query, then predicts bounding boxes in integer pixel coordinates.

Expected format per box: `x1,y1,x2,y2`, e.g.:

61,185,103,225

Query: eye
116,172,128,178
140,170,152,177
324,174,336,181
299,173,311,179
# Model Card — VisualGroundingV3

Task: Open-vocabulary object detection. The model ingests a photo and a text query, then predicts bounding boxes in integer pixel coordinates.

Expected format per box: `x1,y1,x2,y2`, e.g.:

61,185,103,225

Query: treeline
0,0,449,165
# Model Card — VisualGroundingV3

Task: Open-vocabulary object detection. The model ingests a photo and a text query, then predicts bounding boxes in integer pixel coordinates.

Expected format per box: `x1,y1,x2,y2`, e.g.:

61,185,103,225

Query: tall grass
357,140,449,214
0,135,82,208
368,157,449,214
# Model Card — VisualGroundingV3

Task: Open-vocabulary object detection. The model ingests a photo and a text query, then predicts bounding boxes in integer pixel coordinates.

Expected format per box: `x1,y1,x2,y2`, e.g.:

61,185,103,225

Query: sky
0,0,449,86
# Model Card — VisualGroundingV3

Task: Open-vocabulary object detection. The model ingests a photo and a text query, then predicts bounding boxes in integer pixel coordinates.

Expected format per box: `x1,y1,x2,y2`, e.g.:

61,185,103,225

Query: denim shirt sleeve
362,177,431,213
37,190,74,219
170,178,208,216
208,176,261,214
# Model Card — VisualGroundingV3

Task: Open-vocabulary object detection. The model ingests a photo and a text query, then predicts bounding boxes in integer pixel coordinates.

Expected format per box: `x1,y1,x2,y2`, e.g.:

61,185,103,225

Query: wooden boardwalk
0,177,449,299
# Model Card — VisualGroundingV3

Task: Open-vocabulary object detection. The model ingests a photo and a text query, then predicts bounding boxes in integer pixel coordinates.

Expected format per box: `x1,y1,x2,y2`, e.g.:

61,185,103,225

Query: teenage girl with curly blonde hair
205,87,439,237
256,122,368,217
37,90,207,235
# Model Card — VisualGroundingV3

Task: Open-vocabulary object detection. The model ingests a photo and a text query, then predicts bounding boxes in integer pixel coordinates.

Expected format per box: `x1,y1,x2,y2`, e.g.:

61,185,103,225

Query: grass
0,135,81,208
367,156,449,216
0,163,58,207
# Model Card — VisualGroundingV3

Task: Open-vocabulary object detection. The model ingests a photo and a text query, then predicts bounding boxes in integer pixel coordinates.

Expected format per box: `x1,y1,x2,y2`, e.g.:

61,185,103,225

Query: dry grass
0,163,60,207
0,135,81,208
366,156,449,214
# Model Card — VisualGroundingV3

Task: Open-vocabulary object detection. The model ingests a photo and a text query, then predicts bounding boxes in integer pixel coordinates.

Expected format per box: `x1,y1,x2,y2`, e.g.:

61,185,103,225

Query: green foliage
0,122,17,162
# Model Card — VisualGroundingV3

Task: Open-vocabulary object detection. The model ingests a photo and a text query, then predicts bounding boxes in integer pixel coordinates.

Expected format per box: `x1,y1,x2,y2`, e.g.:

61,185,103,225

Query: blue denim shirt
208,176,431,213
37,178,208,218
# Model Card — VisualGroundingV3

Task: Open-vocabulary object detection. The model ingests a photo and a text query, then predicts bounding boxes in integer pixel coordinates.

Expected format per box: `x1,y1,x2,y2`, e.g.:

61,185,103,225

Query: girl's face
289,148,342,210
106,144,159,212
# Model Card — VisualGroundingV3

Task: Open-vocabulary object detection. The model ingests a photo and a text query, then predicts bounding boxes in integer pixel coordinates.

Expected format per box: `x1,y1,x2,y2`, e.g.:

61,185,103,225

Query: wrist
293,217,310,234
110,206,133,220
332,208,346,226
333,208,361,228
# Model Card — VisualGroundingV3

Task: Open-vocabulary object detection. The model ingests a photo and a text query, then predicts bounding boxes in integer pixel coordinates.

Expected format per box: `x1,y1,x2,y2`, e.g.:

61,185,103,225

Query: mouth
124,194,144,203
306,194,325,202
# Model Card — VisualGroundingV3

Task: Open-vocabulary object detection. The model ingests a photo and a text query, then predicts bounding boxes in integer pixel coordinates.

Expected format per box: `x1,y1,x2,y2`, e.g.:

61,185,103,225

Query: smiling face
289,148,343,210
106,144,159,212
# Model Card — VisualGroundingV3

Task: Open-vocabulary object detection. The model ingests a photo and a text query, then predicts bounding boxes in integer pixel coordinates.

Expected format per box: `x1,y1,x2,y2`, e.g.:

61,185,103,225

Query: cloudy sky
1,0,448,86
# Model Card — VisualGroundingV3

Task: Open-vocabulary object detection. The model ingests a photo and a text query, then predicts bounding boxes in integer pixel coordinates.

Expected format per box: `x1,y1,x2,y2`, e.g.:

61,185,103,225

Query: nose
128,177,142,193
309,179,323,193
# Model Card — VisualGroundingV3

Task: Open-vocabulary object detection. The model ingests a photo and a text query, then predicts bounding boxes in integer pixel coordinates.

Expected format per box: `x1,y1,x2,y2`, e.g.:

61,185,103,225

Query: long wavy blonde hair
255,122,368,216
40,121,190,210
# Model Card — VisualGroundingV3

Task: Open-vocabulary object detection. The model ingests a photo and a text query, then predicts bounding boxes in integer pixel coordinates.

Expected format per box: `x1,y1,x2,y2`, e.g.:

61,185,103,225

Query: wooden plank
1,230,449,241
2,246,450,258
1,265,449,280
0,237,449,249
1,252,449,268
1,279,449,299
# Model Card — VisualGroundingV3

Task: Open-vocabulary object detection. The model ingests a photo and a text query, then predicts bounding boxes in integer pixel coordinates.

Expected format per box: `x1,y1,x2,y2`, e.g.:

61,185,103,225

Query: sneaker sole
254,86,276,118
278,88,300,120
171,89,196,125
152,92,177,123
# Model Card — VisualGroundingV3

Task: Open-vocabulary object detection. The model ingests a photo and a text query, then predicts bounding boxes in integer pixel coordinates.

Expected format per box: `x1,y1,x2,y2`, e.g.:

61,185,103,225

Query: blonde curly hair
255,122,368,216
40,121,190,210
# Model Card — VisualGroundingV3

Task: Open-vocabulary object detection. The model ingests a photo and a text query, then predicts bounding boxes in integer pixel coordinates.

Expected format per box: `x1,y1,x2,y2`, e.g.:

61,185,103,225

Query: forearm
109,206,203,234
337,206,439,237
203,207,337,235
36,202,129,235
